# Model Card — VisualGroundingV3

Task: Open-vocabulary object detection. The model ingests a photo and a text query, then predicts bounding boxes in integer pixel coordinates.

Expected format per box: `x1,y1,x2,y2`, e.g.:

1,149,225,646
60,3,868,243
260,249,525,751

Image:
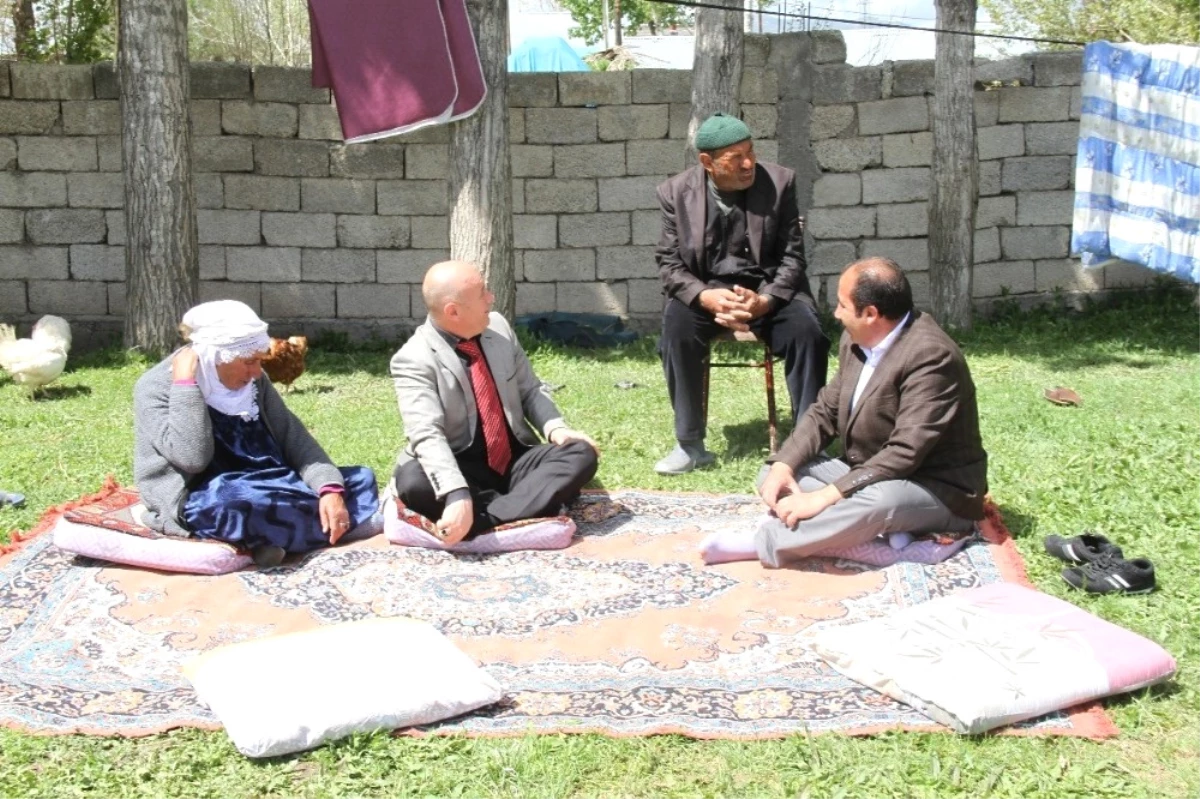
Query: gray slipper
654,444,716,476
0,490,25,508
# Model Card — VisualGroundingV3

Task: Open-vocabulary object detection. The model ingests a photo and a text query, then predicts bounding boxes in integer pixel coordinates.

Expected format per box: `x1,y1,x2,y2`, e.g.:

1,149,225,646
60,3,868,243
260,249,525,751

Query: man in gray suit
701,257,988,567
391,261,599,545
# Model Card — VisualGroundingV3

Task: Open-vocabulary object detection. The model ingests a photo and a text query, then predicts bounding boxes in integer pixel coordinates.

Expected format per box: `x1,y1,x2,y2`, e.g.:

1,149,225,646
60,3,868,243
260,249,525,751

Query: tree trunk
448,0,515,319
120,0,197,354
13,0,35,57
929,0,977,330
614,0,622,46
688,0,744,161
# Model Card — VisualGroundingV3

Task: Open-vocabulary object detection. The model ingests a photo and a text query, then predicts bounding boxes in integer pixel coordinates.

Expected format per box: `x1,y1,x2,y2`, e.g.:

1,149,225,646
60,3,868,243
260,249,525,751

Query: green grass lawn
1,288,1197,798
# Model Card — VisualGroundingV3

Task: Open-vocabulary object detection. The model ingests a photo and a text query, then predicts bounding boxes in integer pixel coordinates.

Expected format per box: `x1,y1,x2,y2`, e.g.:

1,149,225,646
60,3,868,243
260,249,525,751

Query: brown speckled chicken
260,335,308,392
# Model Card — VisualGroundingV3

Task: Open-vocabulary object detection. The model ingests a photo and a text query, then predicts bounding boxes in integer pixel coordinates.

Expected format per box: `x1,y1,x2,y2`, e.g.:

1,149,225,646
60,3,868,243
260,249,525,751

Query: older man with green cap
653,112,829,475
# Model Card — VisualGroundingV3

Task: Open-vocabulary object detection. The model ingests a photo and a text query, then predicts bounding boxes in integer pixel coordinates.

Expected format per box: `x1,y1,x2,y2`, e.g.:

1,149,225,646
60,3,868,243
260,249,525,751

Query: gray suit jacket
769,312,989,520
390,312,566,498
655,161,812,307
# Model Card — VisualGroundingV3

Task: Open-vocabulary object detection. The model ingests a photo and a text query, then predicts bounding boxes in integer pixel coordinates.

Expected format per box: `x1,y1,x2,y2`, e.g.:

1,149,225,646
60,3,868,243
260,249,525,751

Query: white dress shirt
850,312,911,413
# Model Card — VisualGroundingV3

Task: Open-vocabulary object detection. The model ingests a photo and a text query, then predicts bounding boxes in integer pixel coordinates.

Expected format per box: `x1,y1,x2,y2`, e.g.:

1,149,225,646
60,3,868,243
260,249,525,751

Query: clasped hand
758,462,841,528
698,286,771,332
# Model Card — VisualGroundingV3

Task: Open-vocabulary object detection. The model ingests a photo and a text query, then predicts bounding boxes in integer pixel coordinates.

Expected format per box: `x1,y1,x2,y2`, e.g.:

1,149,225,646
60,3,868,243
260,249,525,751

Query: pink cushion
755,514,973,566
382,495,575,554
53,515,252,575
810,582,1177,733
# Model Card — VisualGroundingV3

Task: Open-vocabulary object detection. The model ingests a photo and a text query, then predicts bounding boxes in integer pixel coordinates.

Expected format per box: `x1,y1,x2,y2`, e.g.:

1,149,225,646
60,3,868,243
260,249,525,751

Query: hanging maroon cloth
308,0,486,143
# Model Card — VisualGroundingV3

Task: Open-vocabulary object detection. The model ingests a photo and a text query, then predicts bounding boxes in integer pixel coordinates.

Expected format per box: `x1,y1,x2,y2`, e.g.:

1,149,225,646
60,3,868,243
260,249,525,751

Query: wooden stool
701,329,780,454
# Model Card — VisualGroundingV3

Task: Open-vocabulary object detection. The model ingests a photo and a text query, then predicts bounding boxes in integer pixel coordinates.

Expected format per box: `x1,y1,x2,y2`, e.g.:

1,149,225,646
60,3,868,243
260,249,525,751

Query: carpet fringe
1,476,123,558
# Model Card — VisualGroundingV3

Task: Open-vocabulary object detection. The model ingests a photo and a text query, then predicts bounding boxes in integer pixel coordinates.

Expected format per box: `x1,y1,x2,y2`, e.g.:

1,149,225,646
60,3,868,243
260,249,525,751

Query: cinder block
107,281,125,315
525,108,598,144
254,139,330,177
975,56,1032,86
525,249,595,282
513,214,557,249
331,143,405,178
512,178,525,213
337,283,410,318
0,172,67,207
224,175,300,211
979,161,1001,196
195,174,223,208
336,215,409,249
626,140,685,176
626,277,662,314
511,145,553,178
0,138,14,170
861,237,930,272
0,245,69,279
191,62,252,99
807,206,876,240
405,143,450,180
597,245,655,279
17,136,97,171
598,104,669,141
411,216,448,249
67,173,123,208
395,124,449,145
554,143,626,178
198,209,261,245
557,281,627,315
186,100,220,135
739,104,776,140
222,101,298,137
194,135,254,172
997,87,1072,123
858,97,928,135
262,212,336,247
299,104,343,140
199,245,225,279
516,282,556,314
974,90,1000,127
62,101,119,135
977,124,1024,160
510,109,525,143
226,246,301,282
301,248,375,282
810,31,848,64
263,282,337,319
862,167,930,204
199,280,261,310
253,65,329,104
526,178,597,214
598,176,664,211
93,62,117,99
26,208,105,244
811,105,856,140
560,212,630,248
96,136,121,171
559,72,630,106
1001,156,1072,192
1024,121,1078,155
974,227,1001,263
891,60,935,96
10,64,92,99
810,241,857,275
1017,191,1074,226
812,65,882,105
301,178,375,214
1036,258,1100,292
632,209,660,245
877,202,928,238
1033,51,1083,87
377,249,447,283
69,244,124,281
882,132,932,167
813,173,861,207
976,195,1016,228
739,69,779,103
0,101,59,135
508,73,557,107
377,180,448,215
973,260,1035,297
0,280,26,314
1001,225,1069,260
29,279,107,315
1070,87,1082,120
106,210,124,244
755,139,778,164
813,137,882,172
0,209,22,242
743,34,771,68
668,103,691,140
632,70,691,104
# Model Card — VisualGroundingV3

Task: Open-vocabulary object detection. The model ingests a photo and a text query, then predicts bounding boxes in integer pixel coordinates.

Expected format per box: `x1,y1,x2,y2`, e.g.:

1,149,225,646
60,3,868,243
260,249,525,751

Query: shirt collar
860,312,911,366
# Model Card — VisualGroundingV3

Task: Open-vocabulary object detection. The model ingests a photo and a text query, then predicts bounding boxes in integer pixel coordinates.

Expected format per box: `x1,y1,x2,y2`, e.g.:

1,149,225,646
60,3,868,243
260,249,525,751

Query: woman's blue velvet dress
183,409,379,553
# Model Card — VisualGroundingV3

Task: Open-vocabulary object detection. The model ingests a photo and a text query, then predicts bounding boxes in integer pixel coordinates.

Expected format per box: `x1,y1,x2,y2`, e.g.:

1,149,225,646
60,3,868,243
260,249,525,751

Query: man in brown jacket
701,257,988,568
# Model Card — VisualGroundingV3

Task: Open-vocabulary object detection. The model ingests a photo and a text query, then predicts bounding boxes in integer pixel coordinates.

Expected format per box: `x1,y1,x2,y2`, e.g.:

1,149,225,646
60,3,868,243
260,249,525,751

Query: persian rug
0,484,1116,739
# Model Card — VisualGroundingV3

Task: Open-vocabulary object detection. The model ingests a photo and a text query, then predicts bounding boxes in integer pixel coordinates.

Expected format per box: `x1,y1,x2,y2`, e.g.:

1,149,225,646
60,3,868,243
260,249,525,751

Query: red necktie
456,339,512,475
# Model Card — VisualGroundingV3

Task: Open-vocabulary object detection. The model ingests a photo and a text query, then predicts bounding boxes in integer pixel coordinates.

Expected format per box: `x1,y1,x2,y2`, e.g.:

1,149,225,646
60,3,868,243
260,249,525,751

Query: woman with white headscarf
132,300,380,567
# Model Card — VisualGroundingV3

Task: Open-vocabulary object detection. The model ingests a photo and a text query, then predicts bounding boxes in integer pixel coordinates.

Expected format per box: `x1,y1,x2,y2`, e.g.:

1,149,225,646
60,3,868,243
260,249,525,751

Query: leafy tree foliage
980,0,1199,49
559,0,690,45
18,0,113,63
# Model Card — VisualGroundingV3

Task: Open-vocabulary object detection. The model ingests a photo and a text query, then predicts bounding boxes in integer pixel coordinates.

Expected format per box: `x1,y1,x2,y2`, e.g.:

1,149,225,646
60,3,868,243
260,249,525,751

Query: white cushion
52,514,252,575
183,617,504,757
382,495,575,554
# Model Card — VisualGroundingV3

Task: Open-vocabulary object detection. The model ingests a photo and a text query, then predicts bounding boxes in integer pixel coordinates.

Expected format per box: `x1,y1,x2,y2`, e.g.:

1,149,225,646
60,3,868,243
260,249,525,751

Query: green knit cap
694,113,752,152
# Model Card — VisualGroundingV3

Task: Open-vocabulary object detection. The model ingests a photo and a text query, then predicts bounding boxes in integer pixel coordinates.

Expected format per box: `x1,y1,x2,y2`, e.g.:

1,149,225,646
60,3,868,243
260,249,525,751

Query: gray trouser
754,457,975,568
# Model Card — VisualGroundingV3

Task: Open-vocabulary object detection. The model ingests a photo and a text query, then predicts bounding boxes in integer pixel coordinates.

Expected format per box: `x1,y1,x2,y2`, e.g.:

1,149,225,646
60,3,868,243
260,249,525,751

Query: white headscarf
180,300,270,420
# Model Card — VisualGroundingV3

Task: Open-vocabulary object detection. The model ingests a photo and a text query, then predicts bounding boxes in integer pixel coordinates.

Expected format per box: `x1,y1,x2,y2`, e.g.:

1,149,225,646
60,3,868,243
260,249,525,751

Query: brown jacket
770,311,988,520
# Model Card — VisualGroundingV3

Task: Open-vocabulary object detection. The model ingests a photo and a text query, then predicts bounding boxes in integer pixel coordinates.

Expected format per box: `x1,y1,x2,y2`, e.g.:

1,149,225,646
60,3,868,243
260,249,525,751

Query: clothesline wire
645,0,1089,48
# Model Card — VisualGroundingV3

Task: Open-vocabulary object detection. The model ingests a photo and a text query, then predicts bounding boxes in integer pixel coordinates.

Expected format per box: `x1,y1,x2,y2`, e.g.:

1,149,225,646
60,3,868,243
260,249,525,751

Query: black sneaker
252,545,287,568
1044,533,1123,564
1062,553,1156,594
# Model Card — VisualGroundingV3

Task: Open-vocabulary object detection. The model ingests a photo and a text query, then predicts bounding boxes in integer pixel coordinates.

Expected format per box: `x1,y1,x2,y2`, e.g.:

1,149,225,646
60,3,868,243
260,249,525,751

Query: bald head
423,260,494,338
845,257,912,320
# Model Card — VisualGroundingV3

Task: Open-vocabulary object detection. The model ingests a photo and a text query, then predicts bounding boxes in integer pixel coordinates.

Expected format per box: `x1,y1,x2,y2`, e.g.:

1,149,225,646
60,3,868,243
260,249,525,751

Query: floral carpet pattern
0,489,1114,739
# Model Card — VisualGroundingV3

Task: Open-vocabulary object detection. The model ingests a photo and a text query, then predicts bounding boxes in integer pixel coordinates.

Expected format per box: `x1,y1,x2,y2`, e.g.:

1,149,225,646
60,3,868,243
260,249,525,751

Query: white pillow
183,617,504,757
53,514,253,575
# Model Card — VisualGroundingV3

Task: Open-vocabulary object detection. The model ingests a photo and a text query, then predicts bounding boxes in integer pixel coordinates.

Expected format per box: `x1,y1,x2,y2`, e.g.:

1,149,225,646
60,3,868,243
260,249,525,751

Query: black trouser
393,440,599,535
659,294,830,443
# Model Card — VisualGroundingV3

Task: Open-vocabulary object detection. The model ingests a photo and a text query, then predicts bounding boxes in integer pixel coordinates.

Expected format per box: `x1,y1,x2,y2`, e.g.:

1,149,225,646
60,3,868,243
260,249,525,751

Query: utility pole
602,0,610,48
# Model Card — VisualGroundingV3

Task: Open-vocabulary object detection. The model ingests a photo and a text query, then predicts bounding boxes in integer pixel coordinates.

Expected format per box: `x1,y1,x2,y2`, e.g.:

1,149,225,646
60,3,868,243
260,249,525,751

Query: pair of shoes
252,545,287,568
1044,532,1123,564
654,443,716,475
0,490,25,508
1046,534,1156,594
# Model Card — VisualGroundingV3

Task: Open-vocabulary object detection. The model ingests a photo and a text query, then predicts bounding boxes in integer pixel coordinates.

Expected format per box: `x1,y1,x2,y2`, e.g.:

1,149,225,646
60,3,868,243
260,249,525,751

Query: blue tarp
508,36,588,72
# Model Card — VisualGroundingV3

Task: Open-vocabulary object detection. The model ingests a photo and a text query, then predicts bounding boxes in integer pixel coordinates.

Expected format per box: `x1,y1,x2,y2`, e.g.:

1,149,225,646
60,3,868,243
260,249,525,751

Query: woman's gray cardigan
132,353,344,537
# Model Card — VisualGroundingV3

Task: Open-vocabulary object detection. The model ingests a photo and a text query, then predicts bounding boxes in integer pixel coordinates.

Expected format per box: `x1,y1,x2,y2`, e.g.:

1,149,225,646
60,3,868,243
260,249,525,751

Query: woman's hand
171,346,199,382
319,492,352,544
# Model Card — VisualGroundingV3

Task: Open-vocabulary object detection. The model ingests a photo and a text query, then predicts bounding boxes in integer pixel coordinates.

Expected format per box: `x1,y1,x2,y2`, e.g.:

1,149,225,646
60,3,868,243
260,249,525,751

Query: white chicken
0,315,73,398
